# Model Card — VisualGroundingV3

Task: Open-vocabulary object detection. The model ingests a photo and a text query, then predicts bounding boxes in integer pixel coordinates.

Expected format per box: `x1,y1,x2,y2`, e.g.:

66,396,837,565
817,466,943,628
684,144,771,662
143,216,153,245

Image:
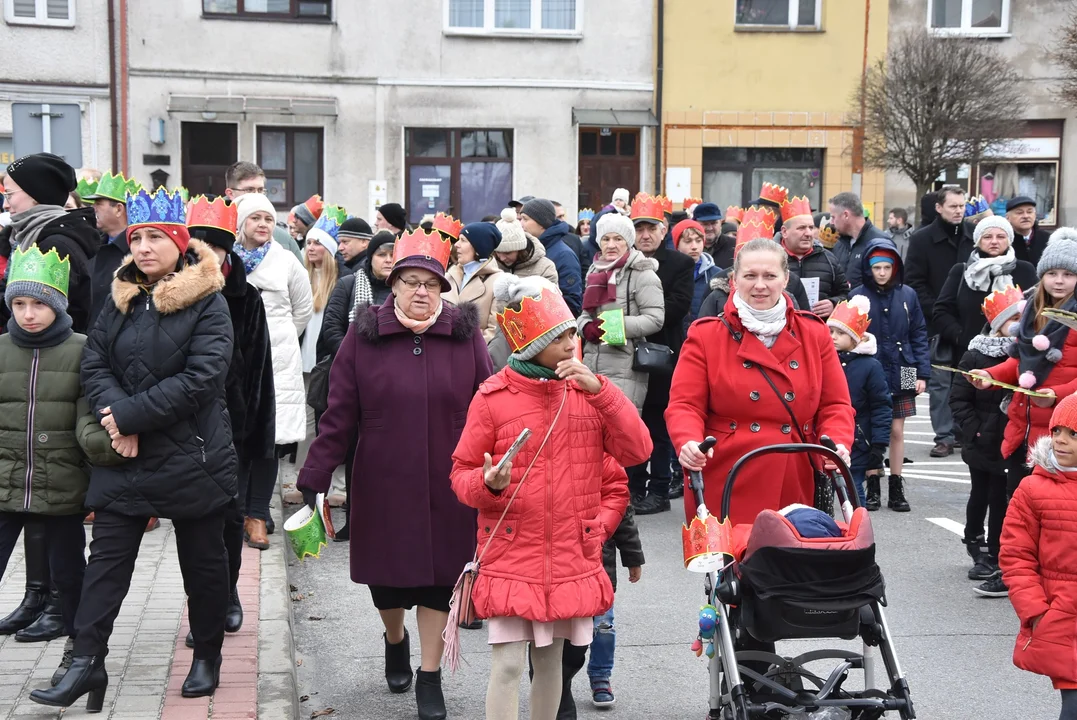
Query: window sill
4,17,75,28
443,27,582,40
201,13,332,24
733,24,823,33
929,28,1011,39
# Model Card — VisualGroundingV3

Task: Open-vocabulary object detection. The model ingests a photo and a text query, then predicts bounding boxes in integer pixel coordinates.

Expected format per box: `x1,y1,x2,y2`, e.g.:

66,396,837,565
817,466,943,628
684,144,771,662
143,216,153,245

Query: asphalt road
286,398,1059,719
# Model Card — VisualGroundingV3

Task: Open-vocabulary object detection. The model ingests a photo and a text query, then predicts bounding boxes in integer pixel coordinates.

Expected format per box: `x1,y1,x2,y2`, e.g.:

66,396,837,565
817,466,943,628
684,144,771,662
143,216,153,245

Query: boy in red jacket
450,275,651,720
1000,392,1077,719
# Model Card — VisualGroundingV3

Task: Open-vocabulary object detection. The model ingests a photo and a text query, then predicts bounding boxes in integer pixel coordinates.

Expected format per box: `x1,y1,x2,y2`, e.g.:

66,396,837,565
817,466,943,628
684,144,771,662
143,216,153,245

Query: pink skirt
487,616,594,648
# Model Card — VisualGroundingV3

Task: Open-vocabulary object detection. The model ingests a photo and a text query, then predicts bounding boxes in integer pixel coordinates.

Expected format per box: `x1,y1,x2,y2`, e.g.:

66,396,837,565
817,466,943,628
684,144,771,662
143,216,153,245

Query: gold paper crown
780,195,812,222
392,228,452,270
759,182,789,206
983,285,1025,325
431,212,464,239
495,285,574,353
829,296,872,341
725,206,744,224
630,193,669,223
186,195,238,235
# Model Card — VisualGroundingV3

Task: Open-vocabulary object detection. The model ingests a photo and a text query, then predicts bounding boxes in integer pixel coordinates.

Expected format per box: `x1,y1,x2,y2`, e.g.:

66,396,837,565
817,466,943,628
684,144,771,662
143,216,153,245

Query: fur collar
1029,436,1077,476
354,299,480,344
111,239,225,315
968,334,1013,358
851,332,879,356
710,274,730,293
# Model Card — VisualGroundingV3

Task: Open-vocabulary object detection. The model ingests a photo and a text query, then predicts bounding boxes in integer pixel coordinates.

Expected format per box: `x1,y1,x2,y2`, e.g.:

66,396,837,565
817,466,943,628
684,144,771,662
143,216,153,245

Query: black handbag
625,268,676,374
929,334,954,366
307,356,332,414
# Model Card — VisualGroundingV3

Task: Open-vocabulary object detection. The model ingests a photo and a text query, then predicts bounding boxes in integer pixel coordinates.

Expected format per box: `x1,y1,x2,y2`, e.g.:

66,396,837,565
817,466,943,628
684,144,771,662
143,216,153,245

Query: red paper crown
983,285,1025,325
496,285,574,353
186,195,238,234
682,514,734,570
431,212,464,240
683,196,702,210
780,195,812,223
829,296,872,341
630,193,668,223
660,196,673,215
725,206,745,224
392,228,452,270
303,194,324,219
734,206,778,256
759,182,789,206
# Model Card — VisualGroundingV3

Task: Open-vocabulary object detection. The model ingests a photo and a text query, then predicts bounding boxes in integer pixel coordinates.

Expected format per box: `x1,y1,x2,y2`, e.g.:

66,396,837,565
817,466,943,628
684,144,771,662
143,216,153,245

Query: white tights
485,639,565,720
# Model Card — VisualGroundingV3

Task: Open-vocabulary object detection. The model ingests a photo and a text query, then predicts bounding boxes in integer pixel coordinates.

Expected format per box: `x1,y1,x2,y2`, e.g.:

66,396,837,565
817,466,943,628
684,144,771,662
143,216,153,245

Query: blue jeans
587,603,616,682
851,468,867,507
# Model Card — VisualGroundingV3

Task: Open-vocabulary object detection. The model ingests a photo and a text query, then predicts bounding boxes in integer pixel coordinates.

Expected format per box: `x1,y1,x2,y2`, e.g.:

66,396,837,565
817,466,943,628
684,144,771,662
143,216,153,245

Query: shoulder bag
625,268,676,374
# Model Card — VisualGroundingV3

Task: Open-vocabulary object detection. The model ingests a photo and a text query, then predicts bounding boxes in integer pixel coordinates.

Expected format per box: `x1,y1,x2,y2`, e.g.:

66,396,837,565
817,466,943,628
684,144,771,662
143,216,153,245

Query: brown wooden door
578,127,639,210
181,122,238,197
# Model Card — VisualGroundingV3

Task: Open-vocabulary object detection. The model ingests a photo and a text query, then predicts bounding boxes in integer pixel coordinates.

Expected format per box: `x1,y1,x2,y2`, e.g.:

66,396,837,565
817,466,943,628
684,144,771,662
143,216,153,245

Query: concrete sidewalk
0,495,298,720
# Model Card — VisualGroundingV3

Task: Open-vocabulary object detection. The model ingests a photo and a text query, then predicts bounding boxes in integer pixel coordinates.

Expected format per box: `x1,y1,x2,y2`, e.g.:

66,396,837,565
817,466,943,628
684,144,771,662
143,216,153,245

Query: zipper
24,350,39,511
544,387,553,610
192,418,206,463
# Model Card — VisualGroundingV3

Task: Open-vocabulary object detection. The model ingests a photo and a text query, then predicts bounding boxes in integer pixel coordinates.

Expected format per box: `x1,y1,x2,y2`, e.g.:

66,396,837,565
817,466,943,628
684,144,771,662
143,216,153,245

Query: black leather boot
182,654,222,698
185,630,194,649
888,475,911,512
225,587,243,633
16,588,64,642
415,669,447,720
865,476,882,511
30,655,108,711
385,630,413,693
0,527,49,634
50,637,75,687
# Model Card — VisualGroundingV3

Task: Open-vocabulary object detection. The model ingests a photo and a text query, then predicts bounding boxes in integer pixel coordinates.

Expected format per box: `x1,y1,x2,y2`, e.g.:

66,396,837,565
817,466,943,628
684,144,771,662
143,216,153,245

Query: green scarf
508,356,560,380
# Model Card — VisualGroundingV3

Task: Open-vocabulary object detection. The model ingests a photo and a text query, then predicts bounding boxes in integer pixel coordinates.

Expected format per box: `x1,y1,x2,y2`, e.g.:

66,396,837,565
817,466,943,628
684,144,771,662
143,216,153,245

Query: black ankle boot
51,637,75,687
415,669,447,720
865,476,881,511
182,655,222,698
185,630,194,649
888,475,911,512
0,585,47,635
225,587,243,633
30,655,108,711
384,630,413,693
16,589,64,642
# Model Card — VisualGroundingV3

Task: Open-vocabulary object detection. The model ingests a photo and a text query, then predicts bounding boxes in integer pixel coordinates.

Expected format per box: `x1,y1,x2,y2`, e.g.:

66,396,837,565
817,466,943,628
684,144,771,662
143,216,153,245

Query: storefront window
703,148,823,210
976,161,1058,226
404,128,513,224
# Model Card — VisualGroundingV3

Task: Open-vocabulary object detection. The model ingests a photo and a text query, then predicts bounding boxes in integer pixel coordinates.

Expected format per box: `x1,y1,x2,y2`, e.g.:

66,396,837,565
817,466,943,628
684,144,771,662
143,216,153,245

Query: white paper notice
802,277,820,307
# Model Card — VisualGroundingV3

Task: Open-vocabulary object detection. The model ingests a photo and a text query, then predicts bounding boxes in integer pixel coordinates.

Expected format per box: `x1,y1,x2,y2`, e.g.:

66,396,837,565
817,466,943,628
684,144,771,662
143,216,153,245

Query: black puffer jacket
904,216,975,335
932,257,1038,355
317,268,379,360
950,336,1013,473
81,240,237,519
89,235,129,324
785,243,849,307
603,503,644,593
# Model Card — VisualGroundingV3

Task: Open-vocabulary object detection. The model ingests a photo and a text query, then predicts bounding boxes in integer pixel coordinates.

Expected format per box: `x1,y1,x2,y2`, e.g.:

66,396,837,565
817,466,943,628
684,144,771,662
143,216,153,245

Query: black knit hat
189,226,236,253
520,198,558,230
367,229,397,258
377,203,407,232
339,217,373,240
5,153,77,207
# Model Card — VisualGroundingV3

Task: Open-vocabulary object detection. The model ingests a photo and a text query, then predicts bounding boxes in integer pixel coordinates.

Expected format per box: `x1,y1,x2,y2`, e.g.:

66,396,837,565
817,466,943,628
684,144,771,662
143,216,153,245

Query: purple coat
297,297,493,588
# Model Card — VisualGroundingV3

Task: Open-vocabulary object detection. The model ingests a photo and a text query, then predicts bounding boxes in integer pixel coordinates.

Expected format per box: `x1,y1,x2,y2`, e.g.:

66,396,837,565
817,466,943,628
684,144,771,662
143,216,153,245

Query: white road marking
904,473,971,484
927,517,966,536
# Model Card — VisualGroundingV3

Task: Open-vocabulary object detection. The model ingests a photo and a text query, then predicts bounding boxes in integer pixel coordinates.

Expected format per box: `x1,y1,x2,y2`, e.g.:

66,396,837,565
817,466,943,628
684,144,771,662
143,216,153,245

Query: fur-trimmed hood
111,239,225,315
354,297,480,344
710,274,730,293
851,332,879,356
1029,435,1077,477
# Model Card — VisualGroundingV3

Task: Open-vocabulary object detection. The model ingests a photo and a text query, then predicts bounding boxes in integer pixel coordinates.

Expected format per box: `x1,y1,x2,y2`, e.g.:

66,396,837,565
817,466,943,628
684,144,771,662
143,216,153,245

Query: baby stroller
683,438,916,719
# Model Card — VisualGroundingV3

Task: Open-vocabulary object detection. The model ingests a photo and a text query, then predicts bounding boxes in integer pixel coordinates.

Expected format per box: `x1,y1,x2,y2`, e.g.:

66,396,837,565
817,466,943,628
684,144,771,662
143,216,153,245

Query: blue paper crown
578,208,595,222
965,195,990,217
125,187,187,226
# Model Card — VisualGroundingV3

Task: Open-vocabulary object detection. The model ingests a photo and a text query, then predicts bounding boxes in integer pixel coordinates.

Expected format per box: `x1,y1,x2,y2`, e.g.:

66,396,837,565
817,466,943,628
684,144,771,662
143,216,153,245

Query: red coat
450,369,650,623
666,296,854,526
999,438,1077,687
985,329,1077,460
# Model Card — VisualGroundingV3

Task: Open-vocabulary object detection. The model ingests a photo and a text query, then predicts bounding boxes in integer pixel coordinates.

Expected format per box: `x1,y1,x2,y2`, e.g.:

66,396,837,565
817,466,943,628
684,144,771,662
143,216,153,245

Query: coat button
414,336,422,344
784,391,795,401
743,361,753,369
413,347,422,356
750,391,760,401
584,526,591,533
789,360,799,369
750,423,761,432
729,421,737,431
484,526,491,533
781,424,791,434
38,433,48,443
505,527,512,534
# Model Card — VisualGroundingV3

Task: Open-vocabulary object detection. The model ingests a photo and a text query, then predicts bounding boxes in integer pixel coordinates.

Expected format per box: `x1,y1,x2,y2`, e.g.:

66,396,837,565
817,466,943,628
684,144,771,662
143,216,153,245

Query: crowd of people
1,149,1076,719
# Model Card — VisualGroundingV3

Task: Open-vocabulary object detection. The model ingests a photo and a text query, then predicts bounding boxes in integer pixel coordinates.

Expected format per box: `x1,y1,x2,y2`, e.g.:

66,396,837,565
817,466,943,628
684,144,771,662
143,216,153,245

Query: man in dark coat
828,192,890,290
628,206,694,515
552,200,587,269
337,216,373,272
904,185,975,457
1005,196,1051,267
781,203,848,318
520,198,582,315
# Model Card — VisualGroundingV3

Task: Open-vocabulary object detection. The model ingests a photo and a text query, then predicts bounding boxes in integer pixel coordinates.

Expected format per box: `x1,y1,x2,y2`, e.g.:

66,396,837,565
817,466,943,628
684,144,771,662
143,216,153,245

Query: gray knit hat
1037,228,1077,278
973,215,1014,247
595,212,636,249
520,198,558,230
495,207,528,252
5,278,68,315
493,274,575,361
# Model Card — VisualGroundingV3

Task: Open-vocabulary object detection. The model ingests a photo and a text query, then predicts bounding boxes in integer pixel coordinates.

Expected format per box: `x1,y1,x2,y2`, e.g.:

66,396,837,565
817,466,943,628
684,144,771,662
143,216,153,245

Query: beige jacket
495,235,559,287
445,257,503,344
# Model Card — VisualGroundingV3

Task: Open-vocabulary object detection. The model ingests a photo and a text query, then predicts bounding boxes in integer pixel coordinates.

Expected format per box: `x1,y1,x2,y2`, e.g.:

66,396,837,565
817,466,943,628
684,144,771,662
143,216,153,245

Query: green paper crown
75,177,98,199
92,172,142,202
170,186,189,202
8,246,71,296
321,205,348,225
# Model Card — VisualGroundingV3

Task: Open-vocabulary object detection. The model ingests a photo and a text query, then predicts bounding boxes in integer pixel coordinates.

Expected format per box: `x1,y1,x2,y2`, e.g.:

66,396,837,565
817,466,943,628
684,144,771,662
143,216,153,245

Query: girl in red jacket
451,275,651,720
999,392,1077,720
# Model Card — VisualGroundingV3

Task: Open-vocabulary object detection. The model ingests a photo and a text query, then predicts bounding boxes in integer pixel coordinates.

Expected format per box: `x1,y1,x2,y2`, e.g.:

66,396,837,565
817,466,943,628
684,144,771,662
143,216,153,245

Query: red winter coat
666,295,855,526
985,328,1077,460
450,369,650,623
999,438,1077,688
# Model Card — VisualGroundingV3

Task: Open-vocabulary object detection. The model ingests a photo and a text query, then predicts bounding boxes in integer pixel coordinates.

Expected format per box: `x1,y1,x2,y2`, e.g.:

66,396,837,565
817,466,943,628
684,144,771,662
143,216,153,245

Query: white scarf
733,292,788,348
963,247,1017,293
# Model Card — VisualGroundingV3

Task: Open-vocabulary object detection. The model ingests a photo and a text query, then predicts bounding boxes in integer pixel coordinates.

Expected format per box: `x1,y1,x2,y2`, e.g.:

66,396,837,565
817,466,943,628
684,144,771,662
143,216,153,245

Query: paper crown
8,245,71,296
819,222,840,249
75,177,98,199
92,172,142,202
186,195,238,235
682,197,703,211
495,284,574,353
303,194,324,218
965,195,990,217
780,195,812,222
432,212,464,239
735,206,778,255
983,285,1025,326
170,186,190,203
682,514,734,572
759,182,789,206
392,228,452,270
829,295,872,341
630,193,669,223
311,205,348,241
125,187,187,227
577,208,595,222
725,206,745,224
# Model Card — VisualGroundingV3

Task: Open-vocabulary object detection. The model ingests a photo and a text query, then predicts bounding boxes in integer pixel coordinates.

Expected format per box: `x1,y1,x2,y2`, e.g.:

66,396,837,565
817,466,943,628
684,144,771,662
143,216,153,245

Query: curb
257,492,301,720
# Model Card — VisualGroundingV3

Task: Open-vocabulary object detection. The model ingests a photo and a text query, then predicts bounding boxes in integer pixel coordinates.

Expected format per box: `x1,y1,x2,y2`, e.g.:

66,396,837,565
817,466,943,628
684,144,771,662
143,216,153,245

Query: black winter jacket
831,219,889,290
786,242,849,307
317,267,381,360
1012,226,1050,268
697,271,811,320
904,217,975,335
837,346,892,472
710,235,736,271
80,240,237,519
89,235,129,324
602,504,644,593
932,258,1038,355
950,336,1013,473
642,246,694,408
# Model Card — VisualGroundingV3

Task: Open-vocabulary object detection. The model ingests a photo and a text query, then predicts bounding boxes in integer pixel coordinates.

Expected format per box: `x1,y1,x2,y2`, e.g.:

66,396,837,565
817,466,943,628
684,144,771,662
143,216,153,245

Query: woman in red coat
451,275,651,720
999,394,1077,719
666,234,855,526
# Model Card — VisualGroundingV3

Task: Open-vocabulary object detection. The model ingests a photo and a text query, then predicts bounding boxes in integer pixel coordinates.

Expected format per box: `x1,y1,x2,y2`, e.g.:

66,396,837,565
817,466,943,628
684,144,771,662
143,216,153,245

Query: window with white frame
929,0,1009,35
735,0,821,30
447,0,580,34
4,0,75,27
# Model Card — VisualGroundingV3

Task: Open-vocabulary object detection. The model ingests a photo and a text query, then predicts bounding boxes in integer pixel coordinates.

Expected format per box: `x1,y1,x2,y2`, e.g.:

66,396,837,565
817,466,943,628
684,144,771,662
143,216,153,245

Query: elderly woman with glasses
297,229,493,720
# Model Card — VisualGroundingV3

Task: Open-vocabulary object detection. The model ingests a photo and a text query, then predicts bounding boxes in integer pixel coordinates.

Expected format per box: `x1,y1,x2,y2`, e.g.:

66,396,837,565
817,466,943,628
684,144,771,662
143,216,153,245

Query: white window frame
733,0,823,31
444,0,584,38
927,0,1010,37
4,0,75,27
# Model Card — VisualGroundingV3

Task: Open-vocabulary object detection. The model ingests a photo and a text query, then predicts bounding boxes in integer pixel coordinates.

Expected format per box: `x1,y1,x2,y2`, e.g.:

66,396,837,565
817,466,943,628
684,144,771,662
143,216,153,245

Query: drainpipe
107,0,118,170
653,0,664,193
119,0,130,174
851,0,870,197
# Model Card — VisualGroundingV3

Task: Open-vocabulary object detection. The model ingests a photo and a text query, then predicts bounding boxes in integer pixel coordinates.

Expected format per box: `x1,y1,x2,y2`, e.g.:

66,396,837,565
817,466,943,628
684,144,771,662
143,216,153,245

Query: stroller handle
687,436,717,511
720,443,855,522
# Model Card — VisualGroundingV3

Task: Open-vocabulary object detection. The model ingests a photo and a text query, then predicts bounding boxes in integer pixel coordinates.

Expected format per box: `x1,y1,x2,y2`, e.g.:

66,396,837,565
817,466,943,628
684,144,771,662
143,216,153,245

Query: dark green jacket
0,333,116,515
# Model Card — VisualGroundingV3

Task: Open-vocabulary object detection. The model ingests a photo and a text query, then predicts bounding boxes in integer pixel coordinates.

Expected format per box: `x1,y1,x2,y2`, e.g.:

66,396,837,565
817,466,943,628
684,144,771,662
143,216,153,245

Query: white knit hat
236,193,278,243
973,215,1014,247
595,212,636,249
495,207,528,252
612,188,630,205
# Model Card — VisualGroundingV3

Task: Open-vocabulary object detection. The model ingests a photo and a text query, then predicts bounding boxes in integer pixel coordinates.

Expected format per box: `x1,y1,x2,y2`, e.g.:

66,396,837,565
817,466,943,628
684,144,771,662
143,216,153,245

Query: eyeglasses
231,187,267,195
397,277,442,292
1,189,23,201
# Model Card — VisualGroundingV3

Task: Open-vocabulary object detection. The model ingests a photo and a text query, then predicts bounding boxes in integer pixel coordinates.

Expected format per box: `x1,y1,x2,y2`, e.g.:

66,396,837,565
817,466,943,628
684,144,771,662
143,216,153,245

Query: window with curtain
405,129,514,224
446,0,578,32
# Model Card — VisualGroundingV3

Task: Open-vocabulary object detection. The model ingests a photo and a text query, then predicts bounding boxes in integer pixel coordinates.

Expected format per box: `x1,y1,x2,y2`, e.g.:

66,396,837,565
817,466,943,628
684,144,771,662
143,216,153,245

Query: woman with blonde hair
300,207,348,377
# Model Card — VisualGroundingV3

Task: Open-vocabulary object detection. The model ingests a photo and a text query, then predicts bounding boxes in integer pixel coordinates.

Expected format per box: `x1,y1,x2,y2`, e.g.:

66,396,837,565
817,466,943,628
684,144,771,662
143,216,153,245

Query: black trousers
0,512,86,635
74,510,228,660
237,455,277,521
1006,444,1032,499
964,468,1008,558
223,498,244,590
627,404,675,498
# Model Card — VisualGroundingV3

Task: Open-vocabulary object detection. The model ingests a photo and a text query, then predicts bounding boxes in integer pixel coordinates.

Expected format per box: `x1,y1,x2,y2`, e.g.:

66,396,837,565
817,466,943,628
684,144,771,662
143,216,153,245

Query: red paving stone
161,544,262,719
